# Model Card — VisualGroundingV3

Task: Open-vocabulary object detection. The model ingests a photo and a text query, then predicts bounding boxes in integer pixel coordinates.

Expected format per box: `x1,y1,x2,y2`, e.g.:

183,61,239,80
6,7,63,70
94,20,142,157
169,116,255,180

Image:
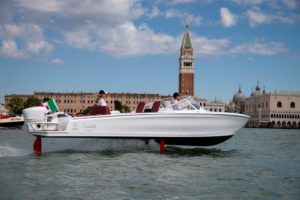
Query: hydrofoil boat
23,97,250,154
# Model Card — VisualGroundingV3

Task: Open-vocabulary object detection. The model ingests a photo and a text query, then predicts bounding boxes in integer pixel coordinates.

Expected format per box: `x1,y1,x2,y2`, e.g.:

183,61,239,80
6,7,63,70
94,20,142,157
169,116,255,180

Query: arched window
282,121,287,126
277,121,281,126
290,102,295,108
277,101,282,108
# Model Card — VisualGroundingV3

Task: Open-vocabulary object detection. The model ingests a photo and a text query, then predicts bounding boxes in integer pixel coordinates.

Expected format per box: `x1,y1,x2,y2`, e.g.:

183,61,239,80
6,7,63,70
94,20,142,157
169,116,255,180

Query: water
0,128,299,200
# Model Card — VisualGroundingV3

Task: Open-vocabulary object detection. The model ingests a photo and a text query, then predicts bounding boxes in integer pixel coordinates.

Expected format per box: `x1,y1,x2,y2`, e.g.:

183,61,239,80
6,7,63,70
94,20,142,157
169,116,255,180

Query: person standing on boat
97,90,107,106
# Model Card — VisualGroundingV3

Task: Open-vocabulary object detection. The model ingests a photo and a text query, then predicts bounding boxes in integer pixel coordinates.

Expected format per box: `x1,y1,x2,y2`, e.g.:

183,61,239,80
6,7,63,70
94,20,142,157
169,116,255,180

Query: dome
251,83,262,97
233,87,246,102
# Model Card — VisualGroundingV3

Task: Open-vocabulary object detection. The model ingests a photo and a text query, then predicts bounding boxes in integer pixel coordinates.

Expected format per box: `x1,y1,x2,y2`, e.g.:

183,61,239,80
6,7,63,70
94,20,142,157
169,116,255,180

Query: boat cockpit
144,96,206,113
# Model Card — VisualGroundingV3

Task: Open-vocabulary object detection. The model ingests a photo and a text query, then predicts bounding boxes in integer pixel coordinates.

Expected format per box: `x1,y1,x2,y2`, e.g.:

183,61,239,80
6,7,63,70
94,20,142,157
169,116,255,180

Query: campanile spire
179,23,195,96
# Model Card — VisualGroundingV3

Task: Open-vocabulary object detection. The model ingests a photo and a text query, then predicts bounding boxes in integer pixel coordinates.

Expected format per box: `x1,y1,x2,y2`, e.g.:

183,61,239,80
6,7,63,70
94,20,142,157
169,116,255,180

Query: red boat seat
151,101,161,112
100,106,111,115
90,105,111,115
136,101,145,113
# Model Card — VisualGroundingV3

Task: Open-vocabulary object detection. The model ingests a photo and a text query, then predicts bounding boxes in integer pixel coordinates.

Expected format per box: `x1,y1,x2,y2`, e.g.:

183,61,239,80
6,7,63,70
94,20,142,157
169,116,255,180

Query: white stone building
243,84,300,128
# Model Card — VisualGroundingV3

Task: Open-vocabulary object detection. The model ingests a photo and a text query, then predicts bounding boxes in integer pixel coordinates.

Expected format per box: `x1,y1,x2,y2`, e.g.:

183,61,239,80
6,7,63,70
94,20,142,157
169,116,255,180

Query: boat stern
22,107,48,132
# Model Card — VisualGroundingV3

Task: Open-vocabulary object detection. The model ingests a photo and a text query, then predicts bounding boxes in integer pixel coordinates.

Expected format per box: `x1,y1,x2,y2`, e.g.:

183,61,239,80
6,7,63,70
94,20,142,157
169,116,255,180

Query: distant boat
0,114,24,127
23,97,250,154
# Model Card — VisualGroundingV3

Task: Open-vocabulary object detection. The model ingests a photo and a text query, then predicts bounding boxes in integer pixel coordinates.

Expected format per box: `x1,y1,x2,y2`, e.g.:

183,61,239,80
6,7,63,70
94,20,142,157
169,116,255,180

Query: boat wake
0,145,31,157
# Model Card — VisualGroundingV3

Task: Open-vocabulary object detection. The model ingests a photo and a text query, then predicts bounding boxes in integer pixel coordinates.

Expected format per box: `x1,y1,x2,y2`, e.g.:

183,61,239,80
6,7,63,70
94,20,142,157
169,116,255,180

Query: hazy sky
1,0,300,103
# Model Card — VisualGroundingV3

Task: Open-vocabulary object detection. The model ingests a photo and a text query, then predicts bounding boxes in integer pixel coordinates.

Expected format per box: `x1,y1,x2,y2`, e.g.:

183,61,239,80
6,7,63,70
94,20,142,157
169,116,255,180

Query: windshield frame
160,96,199,111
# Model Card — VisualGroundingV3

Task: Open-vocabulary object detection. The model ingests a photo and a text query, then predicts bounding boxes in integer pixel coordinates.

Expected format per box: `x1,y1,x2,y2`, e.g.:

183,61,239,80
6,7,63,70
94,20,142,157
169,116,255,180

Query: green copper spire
181,22,192,49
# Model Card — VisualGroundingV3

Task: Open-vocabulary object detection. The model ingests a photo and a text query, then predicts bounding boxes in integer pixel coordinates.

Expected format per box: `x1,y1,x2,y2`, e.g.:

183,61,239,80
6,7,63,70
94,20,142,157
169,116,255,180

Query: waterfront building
4,94,33,105
206,99,226,113
34,92,96,115
194,97,207,108
232,83,300,128
5,92,168,115
179,23,195,96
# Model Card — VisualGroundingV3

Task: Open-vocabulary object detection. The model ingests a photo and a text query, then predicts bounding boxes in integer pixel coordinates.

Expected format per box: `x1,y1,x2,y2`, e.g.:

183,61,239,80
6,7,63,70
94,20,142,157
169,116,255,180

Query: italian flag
43,99,59,113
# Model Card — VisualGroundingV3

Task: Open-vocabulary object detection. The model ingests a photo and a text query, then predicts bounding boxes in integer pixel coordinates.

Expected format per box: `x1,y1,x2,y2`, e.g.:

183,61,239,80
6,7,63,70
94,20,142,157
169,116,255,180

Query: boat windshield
160,96,202,111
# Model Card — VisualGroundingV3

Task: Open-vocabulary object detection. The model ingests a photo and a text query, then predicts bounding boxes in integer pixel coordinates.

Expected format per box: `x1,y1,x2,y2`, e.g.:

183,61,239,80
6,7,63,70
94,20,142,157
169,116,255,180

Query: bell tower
179,23,195,96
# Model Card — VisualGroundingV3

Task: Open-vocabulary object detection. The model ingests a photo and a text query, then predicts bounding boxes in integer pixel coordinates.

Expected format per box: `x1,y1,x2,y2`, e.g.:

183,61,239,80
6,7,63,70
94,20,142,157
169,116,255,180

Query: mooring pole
160,138,165,154
33,136,42,155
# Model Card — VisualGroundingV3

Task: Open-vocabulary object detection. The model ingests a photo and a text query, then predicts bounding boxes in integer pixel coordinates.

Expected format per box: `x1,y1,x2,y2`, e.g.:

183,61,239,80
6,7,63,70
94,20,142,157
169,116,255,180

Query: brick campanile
179,23,195,96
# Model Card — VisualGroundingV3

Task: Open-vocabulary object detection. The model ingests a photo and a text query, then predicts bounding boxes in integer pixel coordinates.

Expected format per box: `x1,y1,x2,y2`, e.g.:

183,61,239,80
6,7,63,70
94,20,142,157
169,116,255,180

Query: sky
0,0,300,103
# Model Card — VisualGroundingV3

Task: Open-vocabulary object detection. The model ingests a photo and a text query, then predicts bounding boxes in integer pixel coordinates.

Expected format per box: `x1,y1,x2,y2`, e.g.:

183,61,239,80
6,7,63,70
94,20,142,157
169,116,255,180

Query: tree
114,100,122,112
122,105,130,113
24,96,42,108
80,106,92,115
7,97,24,114
114,100,131,113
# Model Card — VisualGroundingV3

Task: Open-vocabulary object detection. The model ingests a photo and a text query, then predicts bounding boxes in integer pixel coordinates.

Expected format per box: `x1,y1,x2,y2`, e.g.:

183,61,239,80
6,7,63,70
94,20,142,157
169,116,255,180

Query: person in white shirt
97,90,107,106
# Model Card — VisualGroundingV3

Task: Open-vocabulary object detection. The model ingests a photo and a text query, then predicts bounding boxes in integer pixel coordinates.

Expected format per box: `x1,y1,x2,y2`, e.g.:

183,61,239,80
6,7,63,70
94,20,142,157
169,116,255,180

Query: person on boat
172,92,190,110
172,92,182,110
97,90,108,106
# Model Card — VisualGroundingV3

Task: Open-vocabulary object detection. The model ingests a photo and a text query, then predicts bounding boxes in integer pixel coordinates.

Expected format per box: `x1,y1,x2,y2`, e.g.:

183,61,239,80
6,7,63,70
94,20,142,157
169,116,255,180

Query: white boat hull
24,111,249,146
23,97,250,147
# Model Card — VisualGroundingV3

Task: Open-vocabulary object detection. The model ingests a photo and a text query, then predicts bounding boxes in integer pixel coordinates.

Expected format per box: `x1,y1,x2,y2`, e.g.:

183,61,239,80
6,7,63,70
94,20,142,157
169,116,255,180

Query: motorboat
22,97,250,154
0,113,24,127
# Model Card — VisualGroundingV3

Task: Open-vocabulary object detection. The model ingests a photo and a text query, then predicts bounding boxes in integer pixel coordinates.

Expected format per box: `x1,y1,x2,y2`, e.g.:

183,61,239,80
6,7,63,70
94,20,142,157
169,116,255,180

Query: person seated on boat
97,90,108,106
172,92,189,110
172,92,183,110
